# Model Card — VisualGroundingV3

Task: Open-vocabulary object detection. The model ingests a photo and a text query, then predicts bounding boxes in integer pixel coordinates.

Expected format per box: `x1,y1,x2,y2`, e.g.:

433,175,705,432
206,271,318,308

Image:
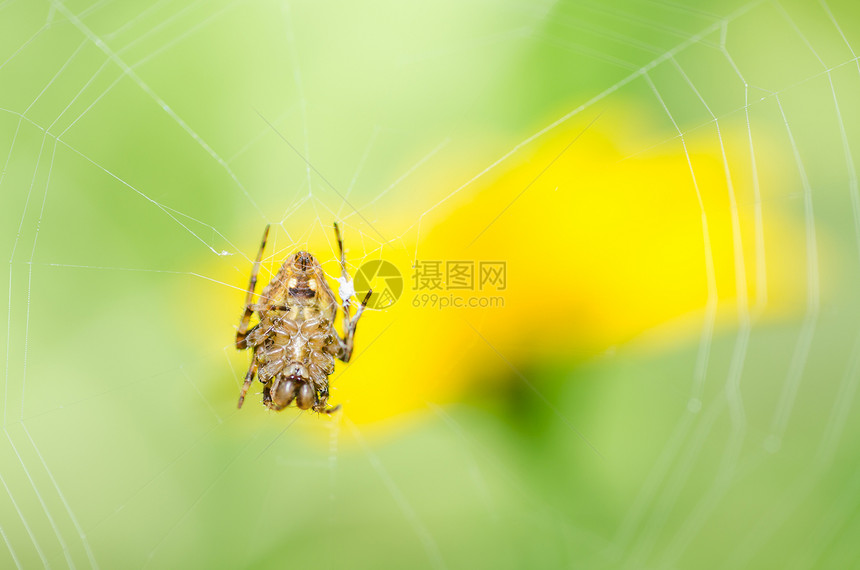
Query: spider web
2,0,860,568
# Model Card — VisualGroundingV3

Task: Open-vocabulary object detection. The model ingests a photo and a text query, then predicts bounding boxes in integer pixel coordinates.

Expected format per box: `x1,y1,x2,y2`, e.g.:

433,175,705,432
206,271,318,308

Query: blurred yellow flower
332,103,809,424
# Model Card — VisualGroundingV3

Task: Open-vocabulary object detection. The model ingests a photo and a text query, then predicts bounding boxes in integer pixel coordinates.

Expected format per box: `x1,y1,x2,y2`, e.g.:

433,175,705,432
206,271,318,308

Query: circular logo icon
354,260,403,309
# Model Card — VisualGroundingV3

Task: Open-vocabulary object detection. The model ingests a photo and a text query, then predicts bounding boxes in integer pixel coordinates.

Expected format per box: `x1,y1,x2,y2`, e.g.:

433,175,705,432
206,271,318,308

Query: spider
235,223,372,414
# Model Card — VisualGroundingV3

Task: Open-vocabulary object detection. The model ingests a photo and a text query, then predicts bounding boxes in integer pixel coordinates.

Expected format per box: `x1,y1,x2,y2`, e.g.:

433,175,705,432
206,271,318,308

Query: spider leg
236,224,270,350
332,223,373,362
333,222,352,322
337,288,373,363
313,386,342,415
237,361,258,409
316,404,342,415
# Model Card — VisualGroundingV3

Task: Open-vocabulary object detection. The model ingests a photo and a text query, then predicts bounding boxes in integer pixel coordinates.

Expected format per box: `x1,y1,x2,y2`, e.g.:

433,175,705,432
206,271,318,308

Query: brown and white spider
235,223,372,414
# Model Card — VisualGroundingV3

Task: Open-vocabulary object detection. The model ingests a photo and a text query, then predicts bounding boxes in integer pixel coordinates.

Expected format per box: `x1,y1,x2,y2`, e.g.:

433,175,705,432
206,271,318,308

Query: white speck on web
337,275,355,302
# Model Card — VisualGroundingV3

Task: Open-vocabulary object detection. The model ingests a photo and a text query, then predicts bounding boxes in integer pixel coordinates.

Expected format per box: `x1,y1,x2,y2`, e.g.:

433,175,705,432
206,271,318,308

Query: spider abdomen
249,309,340,410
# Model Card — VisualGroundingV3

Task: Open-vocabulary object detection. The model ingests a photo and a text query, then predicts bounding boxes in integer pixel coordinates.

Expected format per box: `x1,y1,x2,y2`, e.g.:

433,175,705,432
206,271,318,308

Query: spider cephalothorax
235,224,371,414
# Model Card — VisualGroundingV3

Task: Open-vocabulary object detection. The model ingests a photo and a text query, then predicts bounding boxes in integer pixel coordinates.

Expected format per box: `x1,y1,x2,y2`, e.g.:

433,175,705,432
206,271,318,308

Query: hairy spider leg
333,222,351,321
237,362,258,409
236,224,270,350
340,289,373,362
313,385,342,415
332,223,372,363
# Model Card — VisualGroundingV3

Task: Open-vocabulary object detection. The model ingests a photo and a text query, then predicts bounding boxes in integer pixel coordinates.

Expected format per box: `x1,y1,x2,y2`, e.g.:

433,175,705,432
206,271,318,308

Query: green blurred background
2,0,860,568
